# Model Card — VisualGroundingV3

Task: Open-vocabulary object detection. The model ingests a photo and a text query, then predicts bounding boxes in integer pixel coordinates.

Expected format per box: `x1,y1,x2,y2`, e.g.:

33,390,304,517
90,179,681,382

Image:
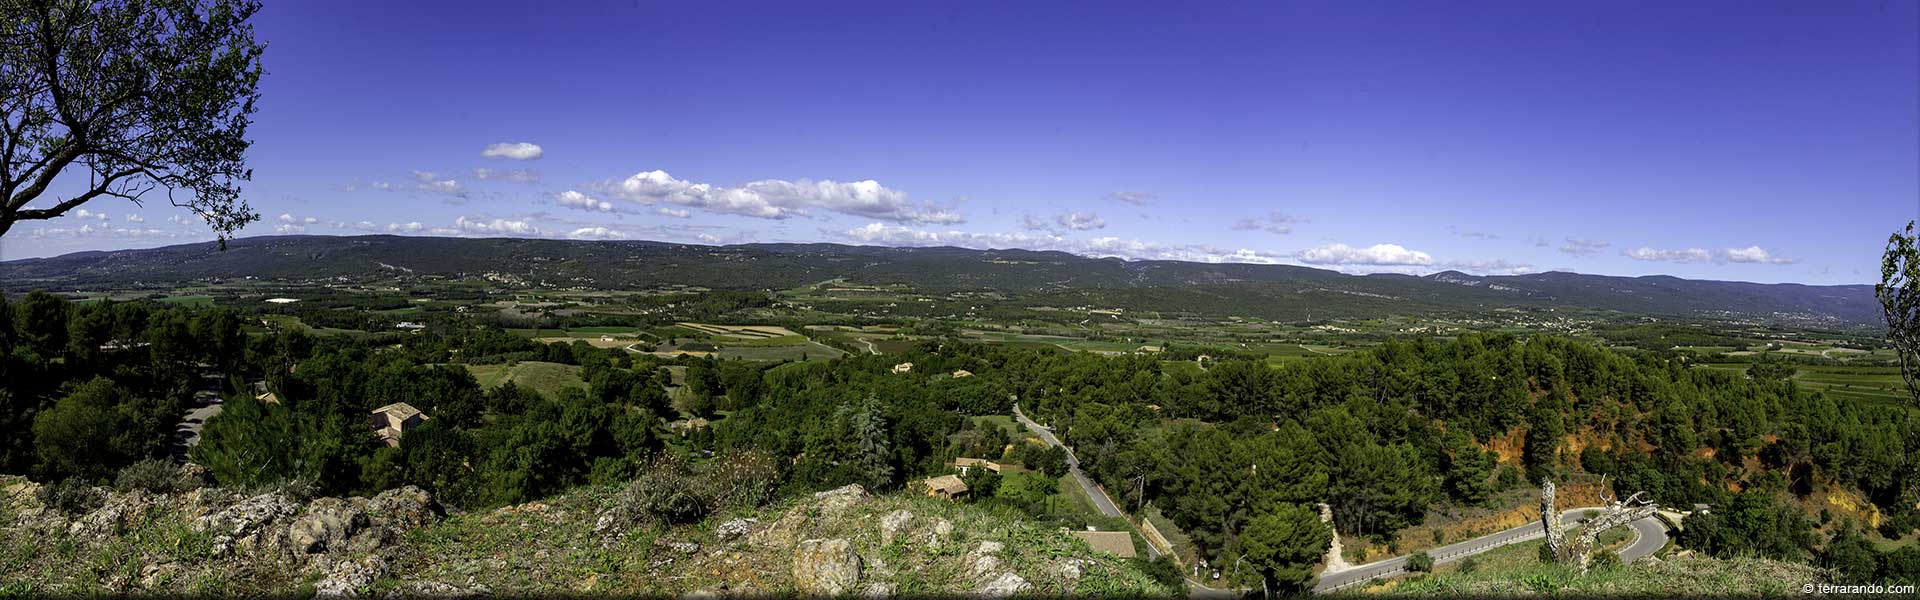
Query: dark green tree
1239,503,1332,596
32,377,147,480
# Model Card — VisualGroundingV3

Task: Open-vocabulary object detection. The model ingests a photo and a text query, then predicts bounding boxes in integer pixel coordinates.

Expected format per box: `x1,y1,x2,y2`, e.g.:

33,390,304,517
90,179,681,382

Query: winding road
1313,509,1667,592
1009,404,1669,596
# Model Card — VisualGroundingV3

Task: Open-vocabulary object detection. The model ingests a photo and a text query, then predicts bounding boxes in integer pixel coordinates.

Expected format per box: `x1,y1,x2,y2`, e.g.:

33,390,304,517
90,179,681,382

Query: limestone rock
976,572,1030,597
194,492,299,555
313,555,387,598
879,509,913,545
1054,558,1089,583
289,497,368,554
657,539,701,554
384,580,486,598
812,484,869,515
792,538,862,595
715,518,758,542
927,518,955,546
366,486,439,531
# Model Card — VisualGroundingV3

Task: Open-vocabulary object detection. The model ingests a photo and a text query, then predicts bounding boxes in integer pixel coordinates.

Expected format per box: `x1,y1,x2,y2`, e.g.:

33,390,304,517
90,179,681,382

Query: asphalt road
1313,509,1669,592
1011,404,1155,555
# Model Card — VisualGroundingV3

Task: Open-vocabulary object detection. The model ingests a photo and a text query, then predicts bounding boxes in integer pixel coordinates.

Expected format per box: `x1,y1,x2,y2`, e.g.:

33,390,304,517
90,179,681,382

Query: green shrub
1407,551,1435,573
36,478,104,516
1458,556,1480,574
1538,542,1558,564
701,449,779,511
1589,550,1622,570
620,450,780,527
623,455,705,525
114,458,203,493
1133,555,1185,590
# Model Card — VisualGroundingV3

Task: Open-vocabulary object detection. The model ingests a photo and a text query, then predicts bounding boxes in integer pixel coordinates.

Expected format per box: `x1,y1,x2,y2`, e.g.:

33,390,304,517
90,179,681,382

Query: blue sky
6,0,1916,284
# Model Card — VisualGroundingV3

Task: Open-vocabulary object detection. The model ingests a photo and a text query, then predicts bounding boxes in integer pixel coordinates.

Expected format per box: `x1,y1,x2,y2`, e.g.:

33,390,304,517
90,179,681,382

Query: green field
1697,363,1909,408
714,341,845,362
463,361,587,397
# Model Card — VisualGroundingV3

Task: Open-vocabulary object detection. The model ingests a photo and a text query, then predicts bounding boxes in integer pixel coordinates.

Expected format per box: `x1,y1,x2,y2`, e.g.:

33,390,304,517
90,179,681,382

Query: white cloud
454,216,539,236
598,169,962,224
1448,226,1497,240
482,142,544,160
1107,191,1157,205
1021,214,1050,231
370,181,394,191
556,190,612,212
1558,237,1609,256
1298,243,1434,266
1724,245,1794,264
656,207,691,218
830,223,1288,264
275,223,307,234
1055,211,1106,231
1624,247,1713,263
73,208,108,221
567,226,627,240
388,222,424,233
28,224,181,240
1443,259,1534,275
352,221,380,232
410,171,467,197
125,214,144,223
473,167,541,183
1232,212,1308,235
1622,245,1794,265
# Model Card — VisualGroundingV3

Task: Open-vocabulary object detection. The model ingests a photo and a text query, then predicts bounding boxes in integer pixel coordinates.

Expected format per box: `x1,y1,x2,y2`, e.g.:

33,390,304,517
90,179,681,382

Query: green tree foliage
1823,525,1882,584
0,0,266,241
1406,551,1435,573
32,377,144,480
1675,491,1818,561
1239,503,1333,594
1441,428,1495,505
1879,220,1920,408
18,291,69,359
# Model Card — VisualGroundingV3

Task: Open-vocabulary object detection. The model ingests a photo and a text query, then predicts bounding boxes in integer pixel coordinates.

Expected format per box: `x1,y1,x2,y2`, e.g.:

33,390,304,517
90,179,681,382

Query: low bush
114,458,203,494
37,478,105,515
1407,551,1435,573
619,449,780,527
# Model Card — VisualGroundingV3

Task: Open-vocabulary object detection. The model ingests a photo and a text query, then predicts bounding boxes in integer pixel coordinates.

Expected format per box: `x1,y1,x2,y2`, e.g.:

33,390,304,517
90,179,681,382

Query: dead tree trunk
1540,479,1659,572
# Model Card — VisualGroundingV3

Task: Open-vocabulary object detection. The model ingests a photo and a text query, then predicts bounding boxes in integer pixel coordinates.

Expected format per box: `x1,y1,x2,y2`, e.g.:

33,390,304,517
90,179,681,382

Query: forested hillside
2,293,1917,592
0,235,1880,326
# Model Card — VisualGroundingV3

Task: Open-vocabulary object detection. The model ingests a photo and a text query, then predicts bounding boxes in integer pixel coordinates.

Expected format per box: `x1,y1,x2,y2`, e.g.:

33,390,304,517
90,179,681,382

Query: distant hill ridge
0,234,1879,326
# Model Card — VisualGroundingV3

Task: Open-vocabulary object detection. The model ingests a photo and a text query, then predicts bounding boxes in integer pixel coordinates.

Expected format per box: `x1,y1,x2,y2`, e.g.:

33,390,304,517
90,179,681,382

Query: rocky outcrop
715,518,757,542
812,484,869,515
312,555,387,597
792,538,862,595
195,491,301,555
1,475,444,594
879,509,912,545
976,572,1031,596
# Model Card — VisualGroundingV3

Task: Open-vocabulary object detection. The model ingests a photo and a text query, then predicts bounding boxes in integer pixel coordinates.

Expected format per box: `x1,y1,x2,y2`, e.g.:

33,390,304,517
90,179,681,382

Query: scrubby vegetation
2,286,1917,593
